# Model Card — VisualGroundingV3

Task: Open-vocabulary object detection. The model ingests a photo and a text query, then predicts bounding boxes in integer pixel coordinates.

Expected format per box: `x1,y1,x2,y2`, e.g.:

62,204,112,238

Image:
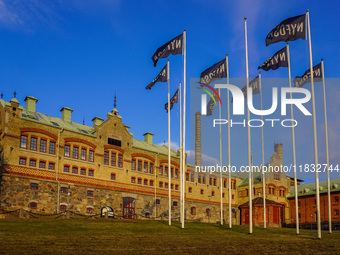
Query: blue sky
0,0,339,182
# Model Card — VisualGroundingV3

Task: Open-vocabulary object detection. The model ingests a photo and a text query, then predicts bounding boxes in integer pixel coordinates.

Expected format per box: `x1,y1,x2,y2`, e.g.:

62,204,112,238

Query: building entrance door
245,209,249,225
273,207,279,224
123,197,135,219
281,206,285,224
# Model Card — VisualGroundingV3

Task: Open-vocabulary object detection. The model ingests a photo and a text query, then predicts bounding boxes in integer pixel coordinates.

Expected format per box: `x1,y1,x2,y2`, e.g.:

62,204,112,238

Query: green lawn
0,219,339,254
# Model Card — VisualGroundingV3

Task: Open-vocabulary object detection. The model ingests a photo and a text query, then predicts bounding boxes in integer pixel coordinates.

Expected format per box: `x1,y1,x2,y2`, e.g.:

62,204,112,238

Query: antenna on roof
83,117,85,125
114,90,117,109
1,91,3,99
13,90,17,98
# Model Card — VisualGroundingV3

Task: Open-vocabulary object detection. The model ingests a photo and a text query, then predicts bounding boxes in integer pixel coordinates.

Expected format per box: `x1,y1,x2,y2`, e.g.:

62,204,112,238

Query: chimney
92,117,104,127
268,143,283,168
195,112,202,166
143,132,154,144
274,143,283,166
60,107,73,122
24,96,38,112
274,143,282,154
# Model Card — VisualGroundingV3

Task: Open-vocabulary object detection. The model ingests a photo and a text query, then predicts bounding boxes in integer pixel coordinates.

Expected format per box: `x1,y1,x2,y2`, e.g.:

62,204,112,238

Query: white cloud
159,141,180,151
158,141,219,166
0,0,22,27
186,150,219,166
0,0,121,31
0,0,61,31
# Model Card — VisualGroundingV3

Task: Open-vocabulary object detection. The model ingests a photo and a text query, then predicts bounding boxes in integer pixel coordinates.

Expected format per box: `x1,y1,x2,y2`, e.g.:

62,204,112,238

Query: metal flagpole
227,54,232,229
244,17,253,234
307,9,321,239
182,28,186,229
287,42,299,235
219,87,223,225
259,71,266,229
167,59,171,226
321,59,332,234
154,158,157,218
251,149,254,199
179,82,183,225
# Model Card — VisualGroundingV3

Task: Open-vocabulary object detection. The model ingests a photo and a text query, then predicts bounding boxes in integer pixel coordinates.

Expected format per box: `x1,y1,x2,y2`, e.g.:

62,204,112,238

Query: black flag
200,58,227,85
146,63,167,89
258,46,288,71
165,88,179,113
232,76,260,102
266,14,306,46
243,76,261,98
207,93,219,116
152,33,183,67
293,63,323,88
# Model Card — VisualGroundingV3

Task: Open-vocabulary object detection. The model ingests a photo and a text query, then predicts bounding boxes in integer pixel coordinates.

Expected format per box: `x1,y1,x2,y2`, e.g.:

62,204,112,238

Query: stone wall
0,174,239,223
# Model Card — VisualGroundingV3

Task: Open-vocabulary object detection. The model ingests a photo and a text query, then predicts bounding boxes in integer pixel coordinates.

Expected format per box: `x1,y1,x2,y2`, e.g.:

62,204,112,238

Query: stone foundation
0,174,239,223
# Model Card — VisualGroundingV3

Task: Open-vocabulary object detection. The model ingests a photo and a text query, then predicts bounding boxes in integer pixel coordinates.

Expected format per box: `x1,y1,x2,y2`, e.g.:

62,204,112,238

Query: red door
281,206,285,224
123,197,135,219
273,207,278,224
244,209,249,225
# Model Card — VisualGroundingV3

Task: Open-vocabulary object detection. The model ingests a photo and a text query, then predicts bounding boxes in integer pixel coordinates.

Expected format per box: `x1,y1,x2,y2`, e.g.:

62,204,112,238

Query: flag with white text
266,14,306,46
152,33,183,67
241,76,261,98
258,46,288,71
146,63,168,89
200,58,227,85
232,76,260,102
293,63,323,87
165,88,179,112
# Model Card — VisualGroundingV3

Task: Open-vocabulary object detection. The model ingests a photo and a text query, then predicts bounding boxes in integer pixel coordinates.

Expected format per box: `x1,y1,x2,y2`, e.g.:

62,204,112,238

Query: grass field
0,219,339,255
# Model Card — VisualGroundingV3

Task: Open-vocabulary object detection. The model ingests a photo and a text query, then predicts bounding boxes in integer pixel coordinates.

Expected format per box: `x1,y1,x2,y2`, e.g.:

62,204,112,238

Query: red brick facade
239,197,286,226
288,192,340,224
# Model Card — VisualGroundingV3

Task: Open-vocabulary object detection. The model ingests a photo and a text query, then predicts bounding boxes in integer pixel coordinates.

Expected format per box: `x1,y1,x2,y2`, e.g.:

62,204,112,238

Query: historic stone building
0,95,298,225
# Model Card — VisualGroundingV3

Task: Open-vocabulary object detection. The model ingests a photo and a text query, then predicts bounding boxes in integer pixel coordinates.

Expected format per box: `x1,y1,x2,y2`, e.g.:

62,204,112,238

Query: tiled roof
287,178,340,198
236,171,263,187
132,138,179,158
239,197,284,207
21,109,96,137
20,107,181,158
